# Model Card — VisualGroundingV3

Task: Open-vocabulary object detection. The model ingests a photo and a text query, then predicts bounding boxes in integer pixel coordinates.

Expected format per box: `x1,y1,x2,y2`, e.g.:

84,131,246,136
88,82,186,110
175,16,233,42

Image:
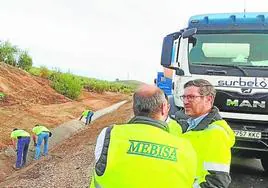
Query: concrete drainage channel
2,100,128,171
49,100,127,148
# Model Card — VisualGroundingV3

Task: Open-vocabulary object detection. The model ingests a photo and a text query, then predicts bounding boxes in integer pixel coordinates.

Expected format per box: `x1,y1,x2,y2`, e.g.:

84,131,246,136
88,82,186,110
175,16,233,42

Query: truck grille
215,90,268,115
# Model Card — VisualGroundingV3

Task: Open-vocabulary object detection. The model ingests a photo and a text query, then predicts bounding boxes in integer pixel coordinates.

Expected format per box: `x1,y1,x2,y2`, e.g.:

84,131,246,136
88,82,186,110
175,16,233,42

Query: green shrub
28,67,40,76
0,92,5,100
29,67,135,97
0,41,33,70
81,78,135,94
0,41,18,66
50,72,82,99
17,51,33,71
39,66,49,78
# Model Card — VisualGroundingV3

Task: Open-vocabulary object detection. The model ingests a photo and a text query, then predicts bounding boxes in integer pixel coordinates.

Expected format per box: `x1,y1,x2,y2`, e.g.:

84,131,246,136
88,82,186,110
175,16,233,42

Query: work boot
12,164,20,170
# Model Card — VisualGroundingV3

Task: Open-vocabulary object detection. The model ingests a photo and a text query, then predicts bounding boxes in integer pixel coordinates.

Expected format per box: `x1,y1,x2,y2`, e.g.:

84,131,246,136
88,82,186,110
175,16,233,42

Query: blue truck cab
160,12,268,172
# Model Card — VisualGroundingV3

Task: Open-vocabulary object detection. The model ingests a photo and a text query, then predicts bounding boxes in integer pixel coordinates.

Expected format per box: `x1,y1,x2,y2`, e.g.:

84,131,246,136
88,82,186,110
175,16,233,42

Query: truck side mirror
182,28,197,39
175,69,184,76
160,32,181,67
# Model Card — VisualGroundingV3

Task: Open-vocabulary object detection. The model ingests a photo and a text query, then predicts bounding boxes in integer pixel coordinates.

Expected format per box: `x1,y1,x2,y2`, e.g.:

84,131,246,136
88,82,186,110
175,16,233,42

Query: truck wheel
261,157,268,173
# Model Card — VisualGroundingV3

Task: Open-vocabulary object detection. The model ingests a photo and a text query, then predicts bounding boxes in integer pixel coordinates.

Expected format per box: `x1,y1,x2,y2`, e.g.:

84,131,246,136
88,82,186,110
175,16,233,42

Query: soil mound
0,62,69,107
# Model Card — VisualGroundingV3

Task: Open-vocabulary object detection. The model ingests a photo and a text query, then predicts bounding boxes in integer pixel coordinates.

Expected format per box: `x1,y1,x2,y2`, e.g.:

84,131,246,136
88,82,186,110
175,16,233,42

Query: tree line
0,40,32,71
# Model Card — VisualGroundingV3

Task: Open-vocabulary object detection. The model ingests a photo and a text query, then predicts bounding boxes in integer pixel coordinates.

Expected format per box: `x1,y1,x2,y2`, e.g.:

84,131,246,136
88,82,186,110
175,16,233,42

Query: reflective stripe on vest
204,162,230,173
204,124,231,173
181,119,234,185
207,124,225,131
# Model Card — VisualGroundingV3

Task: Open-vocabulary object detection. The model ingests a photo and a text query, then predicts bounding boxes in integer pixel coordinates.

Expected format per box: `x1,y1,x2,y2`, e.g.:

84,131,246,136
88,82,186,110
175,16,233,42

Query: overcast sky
0,0,267,83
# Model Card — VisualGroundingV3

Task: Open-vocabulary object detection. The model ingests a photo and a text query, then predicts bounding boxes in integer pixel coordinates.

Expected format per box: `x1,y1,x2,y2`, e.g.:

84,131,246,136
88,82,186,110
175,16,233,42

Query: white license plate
234,130,261,139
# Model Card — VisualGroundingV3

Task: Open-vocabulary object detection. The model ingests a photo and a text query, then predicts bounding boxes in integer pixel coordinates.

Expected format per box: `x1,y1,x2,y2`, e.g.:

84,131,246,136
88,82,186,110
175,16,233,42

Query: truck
160,12,268,172
154,71,172,96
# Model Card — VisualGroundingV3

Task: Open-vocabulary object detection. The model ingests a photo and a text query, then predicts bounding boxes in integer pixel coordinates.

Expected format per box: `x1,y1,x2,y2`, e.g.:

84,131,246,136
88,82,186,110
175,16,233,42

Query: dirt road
0,101,133,187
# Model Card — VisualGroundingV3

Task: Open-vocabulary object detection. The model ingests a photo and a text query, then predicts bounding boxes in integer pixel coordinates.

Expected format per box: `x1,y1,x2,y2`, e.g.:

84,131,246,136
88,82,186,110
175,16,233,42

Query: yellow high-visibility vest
181,120,235,185
90,123,197,188
32,125,50,135
10,130,30,139
167,117,183,136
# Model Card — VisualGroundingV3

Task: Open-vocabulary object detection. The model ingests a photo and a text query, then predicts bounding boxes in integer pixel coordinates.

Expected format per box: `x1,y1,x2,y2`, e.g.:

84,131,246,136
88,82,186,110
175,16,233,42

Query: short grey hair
184,79,216,97
133,90,166,118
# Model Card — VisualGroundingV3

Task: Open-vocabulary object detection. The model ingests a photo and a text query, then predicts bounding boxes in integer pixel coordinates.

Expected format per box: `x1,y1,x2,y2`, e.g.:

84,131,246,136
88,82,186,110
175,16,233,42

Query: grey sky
0,0,267,83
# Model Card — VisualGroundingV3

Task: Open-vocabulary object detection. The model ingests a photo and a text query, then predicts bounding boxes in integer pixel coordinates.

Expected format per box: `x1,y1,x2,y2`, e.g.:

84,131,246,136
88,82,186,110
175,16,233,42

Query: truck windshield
188,33,268,68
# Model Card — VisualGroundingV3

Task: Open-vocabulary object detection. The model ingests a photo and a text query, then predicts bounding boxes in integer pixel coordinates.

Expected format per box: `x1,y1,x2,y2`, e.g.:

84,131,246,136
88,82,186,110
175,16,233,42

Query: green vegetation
80,76,135,94
0,41,33,70
17,51,33,71
28,66,53,78
29,66,82,99
0,41,139,99
29,66,138,97
0,41,18,66
28,66,40,76
50,72,83,100
0,92,6,101
115,80,144,90
39,66,50,78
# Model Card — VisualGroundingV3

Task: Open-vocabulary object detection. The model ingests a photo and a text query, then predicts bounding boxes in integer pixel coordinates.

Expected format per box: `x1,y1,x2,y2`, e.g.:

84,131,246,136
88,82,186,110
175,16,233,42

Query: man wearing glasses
90,84,197,188
173,79,235,188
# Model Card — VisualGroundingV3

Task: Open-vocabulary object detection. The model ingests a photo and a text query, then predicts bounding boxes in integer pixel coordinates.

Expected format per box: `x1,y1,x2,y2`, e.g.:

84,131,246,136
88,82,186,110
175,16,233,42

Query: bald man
90,84,197,188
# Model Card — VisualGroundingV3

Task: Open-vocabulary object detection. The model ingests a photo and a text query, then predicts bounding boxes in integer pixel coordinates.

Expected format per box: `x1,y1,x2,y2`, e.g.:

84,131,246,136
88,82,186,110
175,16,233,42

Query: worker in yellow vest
90,84,197,188
79,109,94,125
166,116,182,136
171,79,235,188
10,128,31,169
32,124,52,160
164,93,183,136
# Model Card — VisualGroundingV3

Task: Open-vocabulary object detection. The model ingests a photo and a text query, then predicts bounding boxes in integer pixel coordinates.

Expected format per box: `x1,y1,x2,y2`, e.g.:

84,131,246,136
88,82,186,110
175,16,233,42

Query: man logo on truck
241,88,252,93
226,99,266,108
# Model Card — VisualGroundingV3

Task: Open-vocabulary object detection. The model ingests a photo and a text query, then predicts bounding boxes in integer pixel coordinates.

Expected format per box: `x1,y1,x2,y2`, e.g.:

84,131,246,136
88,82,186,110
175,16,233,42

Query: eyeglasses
179,95,204,101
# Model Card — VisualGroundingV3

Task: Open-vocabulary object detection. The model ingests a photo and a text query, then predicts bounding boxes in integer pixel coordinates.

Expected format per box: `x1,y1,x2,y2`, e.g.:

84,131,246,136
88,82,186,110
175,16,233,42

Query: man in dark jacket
173,79,235,188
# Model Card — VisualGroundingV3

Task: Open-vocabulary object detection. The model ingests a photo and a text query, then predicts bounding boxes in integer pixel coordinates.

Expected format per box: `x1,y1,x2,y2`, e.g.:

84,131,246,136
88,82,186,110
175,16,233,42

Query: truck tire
261,157,268,173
